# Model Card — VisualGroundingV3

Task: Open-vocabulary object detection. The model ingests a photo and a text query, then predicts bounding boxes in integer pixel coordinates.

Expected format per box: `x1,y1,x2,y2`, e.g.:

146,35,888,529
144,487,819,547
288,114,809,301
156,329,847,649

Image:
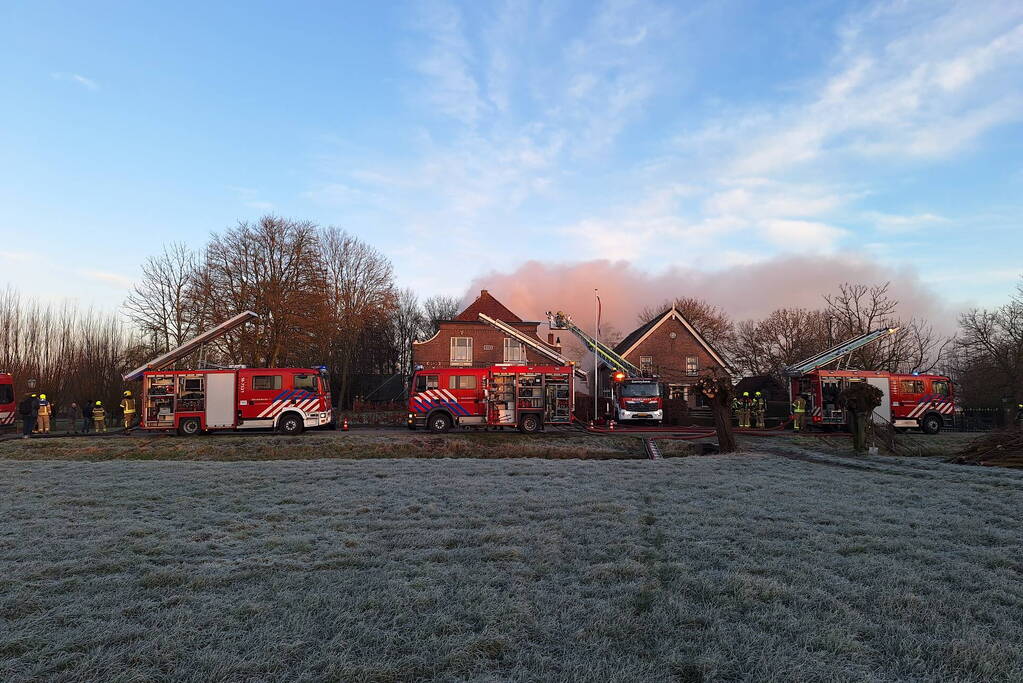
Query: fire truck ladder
546,311,641,377
477,313,587,380
122,310,259,382
783,327,900,377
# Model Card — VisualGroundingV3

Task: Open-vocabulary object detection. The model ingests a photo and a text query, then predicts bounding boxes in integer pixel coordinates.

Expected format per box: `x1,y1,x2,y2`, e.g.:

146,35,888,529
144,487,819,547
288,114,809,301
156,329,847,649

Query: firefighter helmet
755,391,762,397
743,391,749,397
123,391,132,397
40,393,46,400
95,400,102,406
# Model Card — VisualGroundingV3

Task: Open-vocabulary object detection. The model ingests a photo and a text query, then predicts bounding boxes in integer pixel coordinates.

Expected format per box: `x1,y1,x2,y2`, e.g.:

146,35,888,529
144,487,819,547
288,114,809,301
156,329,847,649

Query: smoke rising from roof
461,256,956,336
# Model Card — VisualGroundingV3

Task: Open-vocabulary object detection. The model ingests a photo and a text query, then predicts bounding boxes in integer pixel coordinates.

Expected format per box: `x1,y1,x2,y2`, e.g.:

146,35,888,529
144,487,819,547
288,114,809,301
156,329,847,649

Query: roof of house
454,289,523,323
614,306,731,371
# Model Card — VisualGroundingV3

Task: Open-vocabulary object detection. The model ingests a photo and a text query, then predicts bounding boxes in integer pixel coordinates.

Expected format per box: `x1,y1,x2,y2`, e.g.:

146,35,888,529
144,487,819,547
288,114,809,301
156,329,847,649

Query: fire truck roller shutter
866,377,891,425
205,373,237,429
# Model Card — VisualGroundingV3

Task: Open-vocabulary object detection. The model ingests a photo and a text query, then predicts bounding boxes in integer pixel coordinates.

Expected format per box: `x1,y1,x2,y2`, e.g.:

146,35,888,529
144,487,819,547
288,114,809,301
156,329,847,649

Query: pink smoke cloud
461,256,957,336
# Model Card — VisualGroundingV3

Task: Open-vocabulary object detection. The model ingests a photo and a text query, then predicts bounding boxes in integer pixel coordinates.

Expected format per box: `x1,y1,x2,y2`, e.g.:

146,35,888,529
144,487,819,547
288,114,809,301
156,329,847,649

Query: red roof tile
454,290,523,323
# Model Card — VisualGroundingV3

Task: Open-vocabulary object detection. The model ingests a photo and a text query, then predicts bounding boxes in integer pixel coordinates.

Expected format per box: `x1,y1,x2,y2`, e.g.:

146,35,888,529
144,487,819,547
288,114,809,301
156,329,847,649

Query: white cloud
863,211,949,233
761,219,847,252
79,269,132,289
51,72,99,90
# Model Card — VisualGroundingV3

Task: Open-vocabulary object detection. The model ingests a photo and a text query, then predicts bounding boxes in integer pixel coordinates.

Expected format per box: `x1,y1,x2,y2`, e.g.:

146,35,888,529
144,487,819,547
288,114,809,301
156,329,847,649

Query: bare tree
319,227,397,406
123,242,198,355
422,295,461,336
392,288,425,381
192,216,327,367
638,296,734,350
957,278,1023,406
728,308,833,377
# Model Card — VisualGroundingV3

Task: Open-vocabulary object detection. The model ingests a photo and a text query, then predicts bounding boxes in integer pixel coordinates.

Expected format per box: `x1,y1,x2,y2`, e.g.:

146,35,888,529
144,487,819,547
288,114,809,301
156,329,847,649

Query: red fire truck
407,364,576,433
786,328,954,434
123,312,333,435
0,373,15,430
791,370,954,434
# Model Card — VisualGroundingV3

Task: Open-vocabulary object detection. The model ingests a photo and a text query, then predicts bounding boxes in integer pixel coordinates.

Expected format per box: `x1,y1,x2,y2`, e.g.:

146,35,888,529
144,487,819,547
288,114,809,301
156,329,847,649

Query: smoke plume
461,256,957,335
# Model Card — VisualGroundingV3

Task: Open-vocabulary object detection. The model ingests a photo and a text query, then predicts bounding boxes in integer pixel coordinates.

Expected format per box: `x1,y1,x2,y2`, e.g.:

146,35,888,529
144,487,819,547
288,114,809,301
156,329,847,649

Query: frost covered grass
2,454,1023,681
0,431,655,462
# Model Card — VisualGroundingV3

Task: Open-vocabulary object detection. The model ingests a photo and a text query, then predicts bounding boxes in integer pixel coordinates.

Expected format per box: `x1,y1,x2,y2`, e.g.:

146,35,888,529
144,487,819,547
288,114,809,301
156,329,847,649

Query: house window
450,337,472,365
253,375,282,390
640,356,654,373
668,384,685,400
504,338,525,363
449,375,477,390
686,356,699,376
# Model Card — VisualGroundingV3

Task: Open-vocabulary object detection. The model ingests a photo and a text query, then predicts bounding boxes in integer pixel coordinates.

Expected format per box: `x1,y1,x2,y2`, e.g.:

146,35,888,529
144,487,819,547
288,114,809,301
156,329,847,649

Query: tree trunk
850,411,868,452
712,395,737,454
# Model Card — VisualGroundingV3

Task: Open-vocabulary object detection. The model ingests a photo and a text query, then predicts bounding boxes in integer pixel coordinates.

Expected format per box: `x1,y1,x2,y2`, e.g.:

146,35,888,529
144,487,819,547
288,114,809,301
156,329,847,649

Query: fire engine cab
0,373,15,430
785,328,954,434
123,311,332,436
408,364,576,433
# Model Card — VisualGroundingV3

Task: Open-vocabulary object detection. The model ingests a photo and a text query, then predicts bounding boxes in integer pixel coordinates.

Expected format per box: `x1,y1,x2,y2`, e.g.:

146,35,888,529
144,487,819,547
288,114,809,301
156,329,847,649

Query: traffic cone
342,417,349,431
609,419,616,431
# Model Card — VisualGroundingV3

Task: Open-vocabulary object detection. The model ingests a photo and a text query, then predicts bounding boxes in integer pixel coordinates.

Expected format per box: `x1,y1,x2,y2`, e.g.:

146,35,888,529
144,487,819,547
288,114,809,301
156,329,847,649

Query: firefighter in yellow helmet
792,394,807,432
37,393,52,433
738,391,752,428
120,391,136,430
93,400,107,433
753,391,767,429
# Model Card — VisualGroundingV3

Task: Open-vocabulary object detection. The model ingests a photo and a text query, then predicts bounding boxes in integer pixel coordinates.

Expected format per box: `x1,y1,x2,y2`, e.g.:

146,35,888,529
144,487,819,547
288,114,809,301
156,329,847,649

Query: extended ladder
783,327,900,377
123,311,259,381
546,311,641,377
477,313,587,380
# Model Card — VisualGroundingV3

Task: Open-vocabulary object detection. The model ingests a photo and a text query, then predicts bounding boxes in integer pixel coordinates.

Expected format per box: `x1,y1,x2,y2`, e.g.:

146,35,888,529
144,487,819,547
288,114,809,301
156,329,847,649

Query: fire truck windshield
621,382,659,398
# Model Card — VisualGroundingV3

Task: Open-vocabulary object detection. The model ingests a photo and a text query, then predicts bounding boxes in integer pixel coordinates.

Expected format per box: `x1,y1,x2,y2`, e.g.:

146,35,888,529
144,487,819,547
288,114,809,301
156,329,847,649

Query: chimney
547,332,555,345
480,289,488,297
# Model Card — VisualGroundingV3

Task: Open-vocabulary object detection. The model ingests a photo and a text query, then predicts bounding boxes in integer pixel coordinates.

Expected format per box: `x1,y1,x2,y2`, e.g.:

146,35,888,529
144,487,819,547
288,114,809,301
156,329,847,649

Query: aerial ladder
546,310,662,424
477,313,587,380
783,327,900,377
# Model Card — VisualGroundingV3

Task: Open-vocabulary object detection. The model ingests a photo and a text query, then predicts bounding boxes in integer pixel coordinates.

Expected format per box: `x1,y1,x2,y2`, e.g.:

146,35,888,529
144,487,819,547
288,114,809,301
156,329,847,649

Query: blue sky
2,0,1022,312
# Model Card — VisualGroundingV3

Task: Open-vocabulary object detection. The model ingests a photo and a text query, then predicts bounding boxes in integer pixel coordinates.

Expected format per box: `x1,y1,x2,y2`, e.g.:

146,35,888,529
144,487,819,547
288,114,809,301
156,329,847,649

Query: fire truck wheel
177,418,201,436
518,413,541,434
428,412,452,433
278,413,304,435
920,413,942,435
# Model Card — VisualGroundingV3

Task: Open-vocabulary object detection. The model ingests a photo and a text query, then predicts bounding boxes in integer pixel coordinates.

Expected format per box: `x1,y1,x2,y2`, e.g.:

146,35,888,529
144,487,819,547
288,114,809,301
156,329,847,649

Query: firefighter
792,394,807,432
37,393,52,434
93,400,107,433
738,391,752,428
753,391,767,429
120,391,136,430
1016,402,1023,429
731,394,742,426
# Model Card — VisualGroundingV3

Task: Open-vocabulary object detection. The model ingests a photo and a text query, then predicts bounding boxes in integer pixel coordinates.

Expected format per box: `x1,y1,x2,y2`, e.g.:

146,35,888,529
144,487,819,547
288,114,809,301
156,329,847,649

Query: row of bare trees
642,283,951,380
124,216,463,406
0,287,133,413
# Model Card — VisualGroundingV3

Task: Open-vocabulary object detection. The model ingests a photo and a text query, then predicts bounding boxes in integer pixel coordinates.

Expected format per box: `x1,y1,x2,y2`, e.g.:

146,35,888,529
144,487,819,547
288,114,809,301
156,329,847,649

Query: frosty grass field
2,432,1023,681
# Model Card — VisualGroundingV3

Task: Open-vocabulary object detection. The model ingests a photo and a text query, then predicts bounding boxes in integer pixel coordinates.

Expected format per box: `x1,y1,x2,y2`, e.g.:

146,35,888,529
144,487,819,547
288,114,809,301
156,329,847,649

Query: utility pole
593,289,599,423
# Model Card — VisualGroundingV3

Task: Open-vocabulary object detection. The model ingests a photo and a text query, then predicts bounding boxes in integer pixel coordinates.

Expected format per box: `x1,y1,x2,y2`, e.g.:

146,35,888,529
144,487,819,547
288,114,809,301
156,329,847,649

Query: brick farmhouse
611,307,730,407
413,290,562,369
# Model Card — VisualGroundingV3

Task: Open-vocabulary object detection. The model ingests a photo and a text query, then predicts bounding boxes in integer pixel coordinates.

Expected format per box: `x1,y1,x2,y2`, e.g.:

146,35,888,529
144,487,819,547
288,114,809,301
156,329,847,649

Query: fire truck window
900,380,925,394
0,384,13,404
932,381,949,396
253,375,283,391
416,374,439,393
449,375,477,390
294,375,318,392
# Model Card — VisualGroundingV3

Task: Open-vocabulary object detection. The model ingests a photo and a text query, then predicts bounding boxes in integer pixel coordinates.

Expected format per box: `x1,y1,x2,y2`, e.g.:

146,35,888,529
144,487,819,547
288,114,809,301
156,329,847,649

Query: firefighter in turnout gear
792,394,807,431
753,391,767,429
37,394,52,433
737,391,752,428
731,395,742,427
120,391,136,429
93,401,107,433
